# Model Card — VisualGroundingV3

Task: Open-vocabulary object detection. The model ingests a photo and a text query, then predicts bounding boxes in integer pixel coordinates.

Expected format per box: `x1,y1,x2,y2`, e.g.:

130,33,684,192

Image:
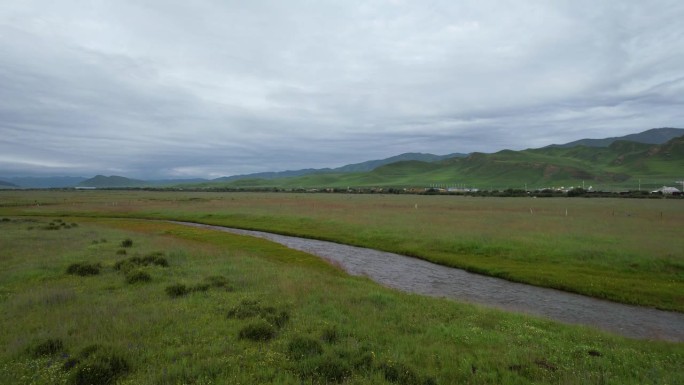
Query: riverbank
177,221,684,342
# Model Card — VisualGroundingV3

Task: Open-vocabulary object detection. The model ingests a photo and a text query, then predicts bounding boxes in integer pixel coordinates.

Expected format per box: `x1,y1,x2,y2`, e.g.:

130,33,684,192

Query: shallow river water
176,221,684,342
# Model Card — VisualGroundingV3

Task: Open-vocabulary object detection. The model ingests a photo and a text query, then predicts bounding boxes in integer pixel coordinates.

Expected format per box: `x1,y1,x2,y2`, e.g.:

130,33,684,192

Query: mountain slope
206,135,684,190
0,176,87,188
332,152,466,173
0,180,19,188
213,152,466,183
548,127,684,148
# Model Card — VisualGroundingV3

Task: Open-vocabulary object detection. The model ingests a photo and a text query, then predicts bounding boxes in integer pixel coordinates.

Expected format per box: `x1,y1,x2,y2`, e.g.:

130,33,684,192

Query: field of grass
1,191,682,312
0,216,682,384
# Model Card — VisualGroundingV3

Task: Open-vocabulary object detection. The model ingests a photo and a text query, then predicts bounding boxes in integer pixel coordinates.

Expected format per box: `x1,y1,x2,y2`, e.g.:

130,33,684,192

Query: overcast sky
1,1,683,179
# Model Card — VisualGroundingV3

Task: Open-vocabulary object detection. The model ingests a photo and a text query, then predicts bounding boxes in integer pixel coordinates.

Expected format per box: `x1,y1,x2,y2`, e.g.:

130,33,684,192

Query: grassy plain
0,216,682,384
1,190,682,311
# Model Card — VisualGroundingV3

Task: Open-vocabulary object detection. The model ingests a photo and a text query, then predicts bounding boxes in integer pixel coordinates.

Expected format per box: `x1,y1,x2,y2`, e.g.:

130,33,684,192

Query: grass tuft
295,353,352,383
191,283,210,292
227,299,290,328
378,360,434,385
227,300,262,319
66,263,100,276
67,347,129,385
125,270,151,284
120,238,133,248
203,275,233,290
238,320,276,341
287,335,324,360
28,338,65,357
165,284,190,298
114,252,168,272
320,326,340,344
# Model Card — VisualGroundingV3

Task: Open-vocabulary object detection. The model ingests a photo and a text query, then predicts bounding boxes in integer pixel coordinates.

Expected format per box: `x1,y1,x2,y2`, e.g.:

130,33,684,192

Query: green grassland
1,191,682,312
0,217,682,385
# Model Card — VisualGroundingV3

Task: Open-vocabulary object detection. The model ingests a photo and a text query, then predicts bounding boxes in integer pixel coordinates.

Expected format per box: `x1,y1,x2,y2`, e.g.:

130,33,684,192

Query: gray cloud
1,0,683,179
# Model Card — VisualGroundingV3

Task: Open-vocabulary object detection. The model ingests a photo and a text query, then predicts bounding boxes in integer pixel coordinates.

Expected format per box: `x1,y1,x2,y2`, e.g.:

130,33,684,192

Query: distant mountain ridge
77,175,208,188
78,175,147,188
0,176,87,188
547,127,684,148
4,127,682,188
0,180,19,188
215,152,466,183
204,132,684,190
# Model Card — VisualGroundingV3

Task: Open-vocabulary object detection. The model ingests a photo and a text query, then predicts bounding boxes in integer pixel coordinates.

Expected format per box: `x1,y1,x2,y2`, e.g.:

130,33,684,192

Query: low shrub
238,320,276,341
204,275,232,290
120,238,133,248
165,284,190,298
114,253,168,272
28,338,65,357
126,270,151,284
66,263,100,276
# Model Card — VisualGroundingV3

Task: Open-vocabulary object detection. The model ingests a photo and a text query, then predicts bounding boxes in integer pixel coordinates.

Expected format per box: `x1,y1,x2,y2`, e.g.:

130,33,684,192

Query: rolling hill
546,127,684,148
5,127,682,190
214,152,466,183
78,175,148,188
203,134,684,191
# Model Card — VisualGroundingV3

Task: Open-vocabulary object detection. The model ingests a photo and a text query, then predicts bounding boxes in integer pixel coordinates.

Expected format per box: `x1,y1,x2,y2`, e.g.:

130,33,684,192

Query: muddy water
177,222,684,342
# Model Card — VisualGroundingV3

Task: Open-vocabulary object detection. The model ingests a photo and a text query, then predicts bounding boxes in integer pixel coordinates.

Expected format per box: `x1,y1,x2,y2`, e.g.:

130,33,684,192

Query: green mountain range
205,134,684,191
547,127,684,148
67,127,684,191
214,152,466,182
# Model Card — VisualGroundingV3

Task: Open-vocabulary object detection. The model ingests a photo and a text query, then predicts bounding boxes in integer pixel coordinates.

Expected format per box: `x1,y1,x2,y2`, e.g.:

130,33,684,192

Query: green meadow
0,215,682,385
1,191,682,311
1,191,683,384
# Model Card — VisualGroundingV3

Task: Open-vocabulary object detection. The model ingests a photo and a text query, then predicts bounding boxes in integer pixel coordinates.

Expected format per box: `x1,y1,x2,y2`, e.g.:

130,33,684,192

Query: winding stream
176,221,684,342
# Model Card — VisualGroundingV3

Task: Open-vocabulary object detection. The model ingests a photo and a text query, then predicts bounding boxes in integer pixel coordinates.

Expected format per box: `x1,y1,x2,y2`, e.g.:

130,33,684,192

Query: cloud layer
1,1,683,178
